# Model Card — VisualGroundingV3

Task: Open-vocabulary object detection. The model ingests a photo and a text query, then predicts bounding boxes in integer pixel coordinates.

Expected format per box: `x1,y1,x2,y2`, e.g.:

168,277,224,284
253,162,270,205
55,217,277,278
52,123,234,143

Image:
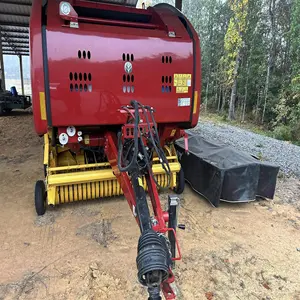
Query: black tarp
175,133,279,207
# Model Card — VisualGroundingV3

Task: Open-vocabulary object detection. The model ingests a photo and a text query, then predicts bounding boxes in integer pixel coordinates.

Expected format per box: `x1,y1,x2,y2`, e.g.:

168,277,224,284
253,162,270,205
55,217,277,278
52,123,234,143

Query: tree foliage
152,0,299,140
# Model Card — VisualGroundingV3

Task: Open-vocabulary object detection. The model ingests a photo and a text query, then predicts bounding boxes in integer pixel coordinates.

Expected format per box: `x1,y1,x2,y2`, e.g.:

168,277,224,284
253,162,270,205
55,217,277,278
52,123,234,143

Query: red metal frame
104,130,180,300
162,271,176,300
104,132,138,219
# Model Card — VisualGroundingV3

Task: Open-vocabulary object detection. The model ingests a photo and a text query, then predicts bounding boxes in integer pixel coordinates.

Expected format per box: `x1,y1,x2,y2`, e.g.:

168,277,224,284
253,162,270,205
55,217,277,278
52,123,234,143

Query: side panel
188,18,201,128
30,0,47,135
154,4,201,128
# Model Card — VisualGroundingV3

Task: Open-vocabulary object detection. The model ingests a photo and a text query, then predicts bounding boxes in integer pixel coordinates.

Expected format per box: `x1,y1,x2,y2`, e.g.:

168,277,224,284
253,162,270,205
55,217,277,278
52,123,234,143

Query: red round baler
30,1,201,298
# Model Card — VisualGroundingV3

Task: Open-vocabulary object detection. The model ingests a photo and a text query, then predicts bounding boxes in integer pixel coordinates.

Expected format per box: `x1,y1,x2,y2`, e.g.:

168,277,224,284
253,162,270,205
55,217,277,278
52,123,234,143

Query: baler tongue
113,101,181,299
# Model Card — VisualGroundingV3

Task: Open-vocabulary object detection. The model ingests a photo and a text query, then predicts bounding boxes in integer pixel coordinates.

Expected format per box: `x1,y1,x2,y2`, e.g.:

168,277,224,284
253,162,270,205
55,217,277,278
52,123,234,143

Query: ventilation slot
122,53,134,62
161,75,172,93
69,72,92,92
123,85,135,93
78,49,91,59
161,86,172,93
124,74,135,83
161,56,173,64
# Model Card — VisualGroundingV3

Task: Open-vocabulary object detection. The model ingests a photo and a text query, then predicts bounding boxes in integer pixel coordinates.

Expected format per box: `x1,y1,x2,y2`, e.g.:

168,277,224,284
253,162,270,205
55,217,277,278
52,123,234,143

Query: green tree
222,0,249,120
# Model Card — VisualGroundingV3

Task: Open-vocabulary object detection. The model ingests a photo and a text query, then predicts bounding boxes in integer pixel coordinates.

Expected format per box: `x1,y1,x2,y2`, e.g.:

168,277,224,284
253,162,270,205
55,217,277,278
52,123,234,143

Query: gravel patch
192,120,300,177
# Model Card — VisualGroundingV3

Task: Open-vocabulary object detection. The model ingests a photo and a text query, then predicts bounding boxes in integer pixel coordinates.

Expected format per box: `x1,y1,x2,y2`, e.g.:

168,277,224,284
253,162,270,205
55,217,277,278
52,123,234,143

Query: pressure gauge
67,126,76,137
60,2,71,15
59,133,68,145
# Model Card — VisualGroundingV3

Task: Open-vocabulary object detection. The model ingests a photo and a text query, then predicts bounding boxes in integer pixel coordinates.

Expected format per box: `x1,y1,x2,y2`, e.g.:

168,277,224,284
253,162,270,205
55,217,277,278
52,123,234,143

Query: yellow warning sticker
176,87,189,93
170,129,177,137
173,74,192,88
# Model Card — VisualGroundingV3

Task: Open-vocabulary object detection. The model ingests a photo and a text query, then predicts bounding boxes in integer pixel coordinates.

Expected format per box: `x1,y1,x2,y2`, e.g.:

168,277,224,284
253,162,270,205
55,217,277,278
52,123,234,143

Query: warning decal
174,74,192,93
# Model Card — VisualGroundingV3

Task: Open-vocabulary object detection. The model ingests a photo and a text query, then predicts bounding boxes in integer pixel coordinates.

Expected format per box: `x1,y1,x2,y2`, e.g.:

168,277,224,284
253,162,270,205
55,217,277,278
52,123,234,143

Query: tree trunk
262,60,271,123
205,80,209,112
228,52,240,120
242,60,250,122
262,0,276,124
217,85,222,112
214,81,218,108
256,90,261,122
242,85,247,123
221,89,226,112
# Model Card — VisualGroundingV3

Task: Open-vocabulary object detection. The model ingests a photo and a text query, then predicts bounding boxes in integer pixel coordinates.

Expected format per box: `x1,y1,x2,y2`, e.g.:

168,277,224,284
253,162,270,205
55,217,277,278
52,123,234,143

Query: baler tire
35,180,46,215
173,168,185,194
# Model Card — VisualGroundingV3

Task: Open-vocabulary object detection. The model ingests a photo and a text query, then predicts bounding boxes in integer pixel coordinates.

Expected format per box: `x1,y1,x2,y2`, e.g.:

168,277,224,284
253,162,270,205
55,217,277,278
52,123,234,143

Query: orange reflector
39,92,47,120
193,91,198,114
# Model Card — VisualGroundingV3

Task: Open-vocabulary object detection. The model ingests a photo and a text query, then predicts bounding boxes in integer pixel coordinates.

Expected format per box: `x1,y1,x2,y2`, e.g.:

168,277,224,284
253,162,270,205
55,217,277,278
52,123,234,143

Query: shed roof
0,0,31,56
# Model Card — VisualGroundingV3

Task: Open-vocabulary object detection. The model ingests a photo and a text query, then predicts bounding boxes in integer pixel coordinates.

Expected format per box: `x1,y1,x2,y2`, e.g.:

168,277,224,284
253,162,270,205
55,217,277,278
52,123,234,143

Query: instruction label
178,98,191,106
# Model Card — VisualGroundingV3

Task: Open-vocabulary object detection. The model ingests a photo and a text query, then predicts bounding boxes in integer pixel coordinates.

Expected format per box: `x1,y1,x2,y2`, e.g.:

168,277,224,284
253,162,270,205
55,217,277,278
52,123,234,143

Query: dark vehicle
0,86,31,115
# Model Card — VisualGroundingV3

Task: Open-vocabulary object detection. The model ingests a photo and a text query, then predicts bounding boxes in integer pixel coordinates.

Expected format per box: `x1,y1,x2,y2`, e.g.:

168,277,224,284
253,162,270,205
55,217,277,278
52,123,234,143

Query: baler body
30,0,201,135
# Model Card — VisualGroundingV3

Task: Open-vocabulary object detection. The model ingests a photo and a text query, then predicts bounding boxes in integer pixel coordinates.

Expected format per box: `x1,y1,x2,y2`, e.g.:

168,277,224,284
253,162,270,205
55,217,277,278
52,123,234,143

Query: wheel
35,180,46,215
173,168,185,194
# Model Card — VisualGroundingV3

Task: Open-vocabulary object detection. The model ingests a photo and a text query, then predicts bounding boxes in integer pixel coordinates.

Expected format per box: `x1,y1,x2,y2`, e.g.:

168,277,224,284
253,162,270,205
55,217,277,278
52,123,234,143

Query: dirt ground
1,112,300,300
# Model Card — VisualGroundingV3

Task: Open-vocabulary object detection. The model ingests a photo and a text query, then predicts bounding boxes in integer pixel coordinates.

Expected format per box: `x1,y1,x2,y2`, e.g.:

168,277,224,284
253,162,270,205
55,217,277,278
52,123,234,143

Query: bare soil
0,112,300,300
